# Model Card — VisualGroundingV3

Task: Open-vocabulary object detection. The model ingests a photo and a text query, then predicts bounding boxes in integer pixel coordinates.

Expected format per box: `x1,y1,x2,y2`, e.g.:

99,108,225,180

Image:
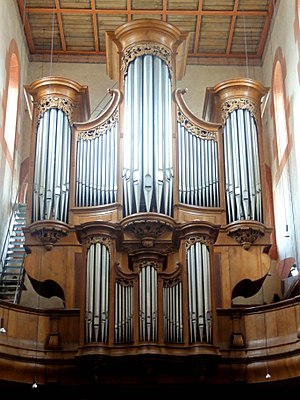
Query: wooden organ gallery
1,18,300,390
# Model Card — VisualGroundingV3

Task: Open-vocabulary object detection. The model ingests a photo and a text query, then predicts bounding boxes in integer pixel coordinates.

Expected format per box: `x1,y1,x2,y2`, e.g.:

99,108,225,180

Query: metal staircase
0,203,26,303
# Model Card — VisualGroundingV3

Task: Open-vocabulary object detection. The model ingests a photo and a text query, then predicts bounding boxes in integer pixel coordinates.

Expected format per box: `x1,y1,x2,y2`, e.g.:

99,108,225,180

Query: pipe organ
25,77,90,225
187,239,211,343
176,91,220,208
223,108,262,223
85,239,110,343
203,79,268,225
33,107,71,222
75,91,119,208
123,54,173,216
21,19,274,383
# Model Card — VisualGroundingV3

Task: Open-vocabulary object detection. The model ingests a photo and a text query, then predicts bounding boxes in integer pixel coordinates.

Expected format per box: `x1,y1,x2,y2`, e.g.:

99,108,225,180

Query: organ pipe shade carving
122,54,173,216
177,118,219,207
85,241,110,343
75,112,118,207
32,108,71,223
223,108,262,224
139,263,158,342
187,241,212,343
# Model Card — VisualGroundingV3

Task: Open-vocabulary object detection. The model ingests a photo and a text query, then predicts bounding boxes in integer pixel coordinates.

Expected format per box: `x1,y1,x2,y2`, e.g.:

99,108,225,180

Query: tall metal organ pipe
32,108,71,222
122,54,173,216
85,241,110,343
223,108,262,223
177,122,220,207
187,241,212,343
75,120,118,207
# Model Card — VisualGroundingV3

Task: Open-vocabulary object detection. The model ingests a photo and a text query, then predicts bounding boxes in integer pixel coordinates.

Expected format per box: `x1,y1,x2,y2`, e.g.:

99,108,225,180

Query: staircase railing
0,203,27,303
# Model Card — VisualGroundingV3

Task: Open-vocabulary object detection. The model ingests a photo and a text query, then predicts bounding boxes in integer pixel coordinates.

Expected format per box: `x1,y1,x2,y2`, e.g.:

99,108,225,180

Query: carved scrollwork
37,95,74,124
124,219,173,239
226,221,266,250
177,110,217,141
77,109,119,140
139,260,161,272
86,236,112,250
221,98,258,122
121,43,172,78
115,277,134,287
186,235,213,250
163,277,182,288
28,221,69,250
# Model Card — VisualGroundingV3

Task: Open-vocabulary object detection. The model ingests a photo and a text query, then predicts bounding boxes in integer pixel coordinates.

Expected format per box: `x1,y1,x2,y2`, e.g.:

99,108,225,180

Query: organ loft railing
23,18,272,369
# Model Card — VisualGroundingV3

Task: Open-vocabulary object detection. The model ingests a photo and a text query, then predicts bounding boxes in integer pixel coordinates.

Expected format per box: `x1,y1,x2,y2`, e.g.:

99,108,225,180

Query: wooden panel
238,0,270,11
28,13,62,51
199,15,231,53
62,14,95,51
60,0,91,8
168,0,199,10
17,0,276,75
203,0,235,11
231,15,265,54
95,0,127,9
132,0,163,9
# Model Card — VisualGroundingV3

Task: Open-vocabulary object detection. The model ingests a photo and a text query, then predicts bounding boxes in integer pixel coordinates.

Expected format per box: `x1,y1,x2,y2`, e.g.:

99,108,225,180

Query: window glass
273,61,288,164
4,53,19,159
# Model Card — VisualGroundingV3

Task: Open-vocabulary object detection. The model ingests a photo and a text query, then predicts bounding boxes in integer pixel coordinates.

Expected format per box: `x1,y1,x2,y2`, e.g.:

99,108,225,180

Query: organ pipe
114,280,133,343
33,108,71,222
85,240,110,343
75,113,118,207
138,262,158,342
177,121,220,207
223,108,262,223
163,280,183,343
25,76,89,224
187,240,212,343
203,78,269,225
122,55,173,217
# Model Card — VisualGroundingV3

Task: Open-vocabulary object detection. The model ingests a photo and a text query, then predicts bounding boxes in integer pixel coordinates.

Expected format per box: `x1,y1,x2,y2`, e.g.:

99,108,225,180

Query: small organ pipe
187,242,212,343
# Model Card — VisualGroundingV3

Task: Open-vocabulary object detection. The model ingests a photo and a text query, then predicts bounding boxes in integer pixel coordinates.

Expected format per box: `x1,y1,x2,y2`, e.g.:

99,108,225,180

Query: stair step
2,268,24,273
5,259,25,264
1,281,22,286
5,254,25,259
5,255,25,260
1,268,23,276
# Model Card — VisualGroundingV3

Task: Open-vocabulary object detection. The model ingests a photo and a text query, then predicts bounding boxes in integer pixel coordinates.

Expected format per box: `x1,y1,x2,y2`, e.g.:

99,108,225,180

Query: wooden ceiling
16,0,276,65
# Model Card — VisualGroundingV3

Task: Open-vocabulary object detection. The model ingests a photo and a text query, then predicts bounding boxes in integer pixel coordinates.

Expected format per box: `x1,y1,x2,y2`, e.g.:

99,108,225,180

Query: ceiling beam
226,0,239,54
193,0,203,54
91,0,99,53
22,7,268,17
55,0,66,52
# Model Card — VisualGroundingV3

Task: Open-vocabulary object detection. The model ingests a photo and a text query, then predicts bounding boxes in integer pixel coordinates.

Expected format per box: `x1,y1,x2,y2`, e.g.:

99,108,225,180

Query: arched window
4,52,19,159
272,60,288,166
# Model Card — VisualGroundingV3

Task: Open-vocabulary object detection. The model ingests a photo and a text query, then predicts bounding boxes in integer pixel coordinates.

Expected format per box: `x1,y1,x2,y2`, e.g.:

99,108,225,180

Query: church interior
1,0,300,397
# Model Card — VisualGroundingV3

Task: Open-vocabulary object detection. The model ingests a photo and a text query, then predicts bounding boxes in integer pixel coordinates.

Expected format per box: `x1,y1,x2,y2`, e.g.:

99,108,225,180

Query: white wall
0,0,29,264
262,0,300,271
26,61,262,122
